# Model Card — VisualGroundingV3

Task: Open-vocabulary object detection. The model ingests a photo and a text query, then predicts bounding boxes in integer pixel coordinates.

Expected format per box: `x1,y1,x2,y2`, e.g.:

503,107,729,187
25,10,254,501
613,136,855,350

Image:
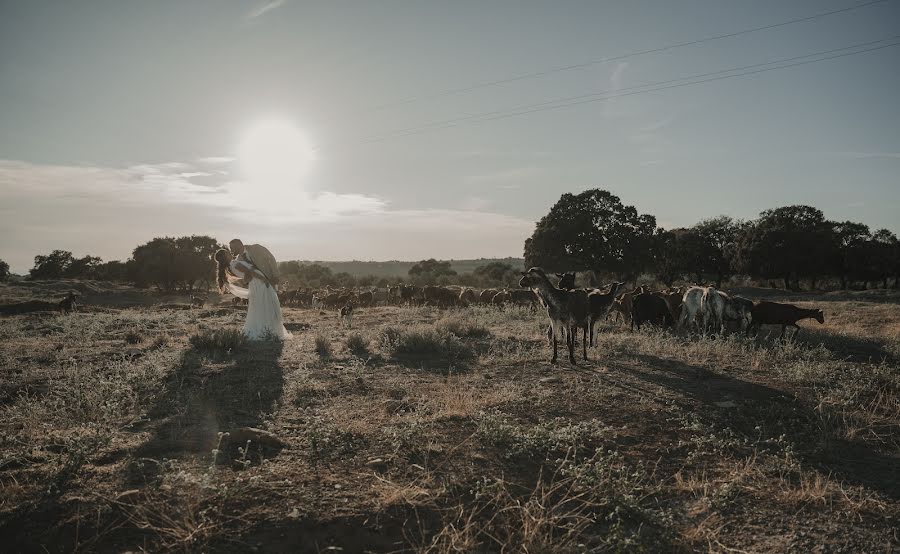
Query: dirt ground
1,281,898,552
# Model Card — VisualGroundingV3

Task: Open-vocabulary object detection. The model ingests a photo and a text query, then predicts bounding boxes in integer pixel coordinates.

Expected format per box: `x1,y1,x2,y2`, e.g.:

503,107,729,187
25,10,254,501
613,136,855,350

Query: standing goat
339,303,354,329
520,268,590,365
588,282,624,346
58,292,78,314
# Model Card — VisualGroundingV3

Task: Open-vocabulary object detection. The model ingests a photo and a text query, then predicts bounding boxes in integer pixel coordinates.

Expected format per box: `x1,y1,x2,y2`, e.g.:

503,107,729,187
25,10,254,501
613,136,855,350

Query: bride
214,249,290,340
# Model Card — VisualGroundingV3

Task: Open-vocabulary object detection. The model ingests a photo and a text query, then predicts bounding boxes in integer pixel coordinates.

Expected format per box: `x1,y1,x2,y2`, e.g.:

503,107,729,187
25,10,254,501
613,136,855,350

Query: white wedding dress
228,260,291,340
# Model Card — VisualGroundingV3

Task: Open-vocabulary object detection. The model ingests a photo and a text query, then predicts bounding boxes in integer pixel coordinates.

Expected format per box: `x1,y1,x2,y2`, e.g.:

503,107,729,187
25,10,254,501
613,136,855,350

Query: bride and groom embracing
214,239,291,340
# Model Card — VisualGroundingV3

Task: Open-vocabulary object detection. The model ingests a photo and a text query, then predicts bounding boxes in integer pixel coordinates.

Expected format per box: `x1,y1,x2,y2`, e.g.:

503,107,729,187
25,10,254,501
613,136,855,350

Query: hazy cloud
246,0,286,19
0,158,532,270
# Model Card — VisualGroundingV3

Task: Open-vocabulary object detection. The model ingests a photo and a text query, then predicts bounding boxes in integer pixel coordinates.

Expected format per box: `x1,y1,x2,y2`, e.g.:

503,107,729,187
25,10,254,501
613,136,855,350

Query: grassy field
0,282,898,552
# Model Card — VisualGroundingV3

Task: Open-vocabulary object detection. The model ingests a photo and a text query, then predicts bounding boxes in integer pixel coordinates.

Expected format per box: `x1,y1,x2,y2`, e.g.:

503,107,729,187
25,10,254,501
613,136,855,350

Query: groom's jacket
243,244,280,285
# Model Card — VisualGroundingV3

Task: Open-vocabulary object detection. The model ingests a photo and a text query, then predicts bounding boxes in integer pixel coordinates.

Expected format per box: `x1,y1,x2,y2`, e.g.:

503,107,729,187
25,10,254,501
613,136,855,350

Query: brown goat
748,301,824,340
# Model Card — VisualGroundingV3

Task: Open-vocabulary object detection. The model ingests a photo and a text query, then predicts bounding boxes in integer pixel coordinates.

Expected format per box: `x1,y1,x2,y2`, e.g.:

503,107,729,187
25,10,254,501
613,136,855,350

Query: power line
352,36,900,145
365,0,889,112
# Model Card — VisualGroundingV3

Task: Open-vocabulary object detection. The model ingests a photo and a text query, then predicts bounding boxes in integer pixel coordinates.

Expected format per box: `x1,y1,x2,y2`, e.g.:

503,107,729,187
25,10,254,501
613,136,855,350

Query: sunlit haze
1,0,898,272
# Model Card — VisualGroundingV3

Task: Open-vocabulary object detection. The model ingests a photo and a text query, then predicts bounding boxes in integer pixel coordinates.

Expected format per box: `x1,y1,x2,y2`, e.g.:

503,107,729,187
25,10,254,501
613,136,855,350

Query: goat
748,301,824,340
678,286,707,334
653,288,683,323
491,289,512,305
423,285,459,308
609,286,644,324
700,289,754,335
588,282,624,345
632,292,674,330
479,288,499,304
519,268,590,365
510,289,538,307
555,272,576,291
459,288,478,307
356,290,374,307
339,303,354,328
58,292,78,314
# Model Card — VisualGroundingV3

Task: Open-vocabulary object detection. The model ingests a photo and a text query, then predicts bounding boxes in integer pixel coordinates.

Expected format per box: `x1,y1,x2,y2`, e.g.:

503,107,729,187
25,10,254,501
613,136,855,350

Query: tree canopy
524,189,657,277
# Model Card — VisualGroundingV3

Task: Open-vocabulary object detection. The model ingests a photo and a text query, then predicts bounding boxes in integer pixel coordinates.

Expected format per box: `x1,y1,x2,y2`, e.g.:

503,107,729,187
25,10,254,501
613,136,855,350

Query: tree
524,189,656,280
828,221,871,289
651,228,715,286
64,255,102,279
95,260,129,282
0,259,9,282
30,250,75,279
473,261,519,286
408,259,457,284
692,216,739,287
870,229,900,288
130,236,221,291
731,206,833,290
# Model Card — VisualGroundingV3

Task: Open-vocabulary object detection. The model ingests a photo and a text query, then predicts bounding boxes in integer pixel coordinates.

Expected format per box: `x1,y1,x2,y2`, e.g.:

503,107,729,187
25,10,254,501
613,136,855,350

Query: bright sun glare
238,118,315,188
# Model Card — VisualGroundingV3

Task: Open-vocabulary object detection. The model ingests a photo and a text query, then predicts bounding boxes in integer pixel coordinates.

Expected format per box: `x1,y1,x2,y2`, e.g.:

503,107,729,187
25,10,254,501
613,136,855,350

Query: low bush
189,328,246,352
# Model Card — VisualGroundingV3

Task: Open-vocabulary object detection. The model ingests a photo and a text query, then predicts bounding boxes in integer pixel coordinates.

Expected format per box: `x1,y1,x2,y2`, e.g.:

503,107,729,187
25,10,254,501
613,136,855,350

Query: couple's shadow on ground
131,338,285,471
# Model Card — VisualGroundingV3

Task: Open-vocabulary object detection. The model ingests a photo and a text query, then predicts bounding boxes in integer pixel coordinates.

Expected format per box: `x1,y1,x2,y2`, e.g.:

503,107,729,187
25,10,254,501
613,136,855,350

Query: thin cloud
246,0,286,19
196,156,236,164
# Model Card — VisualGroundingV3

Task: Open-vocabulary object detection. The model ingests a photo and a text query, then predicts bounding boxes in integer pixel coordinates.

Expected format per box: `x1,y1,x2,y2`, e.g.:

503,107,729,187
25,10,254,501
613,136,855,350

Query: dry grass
0,283,898,552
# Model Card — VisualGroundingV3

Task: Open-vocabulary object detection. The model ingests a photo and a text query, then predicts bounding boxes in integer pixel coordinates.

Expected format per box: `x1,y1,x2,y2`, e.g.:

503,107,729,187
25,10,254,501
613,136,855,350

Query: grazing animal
588,282,625,345
58,292,78,314
653,288,683,323
748,301,824,340
423,285,459,308
519,268,590,365
678,286,707,334
632,292,674,330
556,272,577,291
190,294,206,308
491,289,512,305
459,288,478,307
371,287,391,306
700,287,725,334
356,290,374,307
510,289,538,307
479,289,499,304
700,288,754,335
609,286,644,324
339,303,354,328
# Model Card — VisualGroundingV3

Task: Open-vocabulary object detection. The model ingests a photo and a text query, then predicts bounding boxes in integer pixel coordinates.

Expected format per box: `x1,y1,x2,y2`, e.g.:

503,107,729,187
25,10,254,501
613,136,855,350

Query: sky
1,0,899,273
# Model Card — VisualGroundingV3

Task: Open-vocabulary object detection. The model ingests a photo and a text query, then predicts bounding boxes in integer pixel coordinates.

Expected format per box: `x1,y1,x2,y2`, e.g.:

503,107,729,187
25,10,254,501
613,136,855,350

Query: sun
238,118,315,188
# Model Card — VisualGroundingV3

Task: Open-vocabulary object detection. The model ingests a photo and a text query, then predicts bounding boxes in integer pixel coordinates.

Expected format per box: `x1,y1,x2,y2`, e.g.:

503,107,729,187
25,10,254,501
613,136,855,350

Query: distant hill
291,258,526,278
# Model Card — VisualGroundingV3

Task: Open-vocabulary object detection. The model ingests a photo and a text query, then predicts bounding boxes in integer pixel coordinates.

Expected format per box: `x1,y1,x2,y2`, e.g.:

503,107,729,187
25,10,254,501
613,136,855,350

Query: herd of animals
50,269,826,365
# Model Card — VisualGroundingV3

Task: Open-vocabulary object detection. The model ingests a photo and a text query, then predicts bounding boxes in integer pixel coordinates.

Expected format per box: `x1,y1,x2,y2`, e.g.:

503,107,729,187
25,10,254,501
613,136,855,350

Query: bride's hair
214,249,232,293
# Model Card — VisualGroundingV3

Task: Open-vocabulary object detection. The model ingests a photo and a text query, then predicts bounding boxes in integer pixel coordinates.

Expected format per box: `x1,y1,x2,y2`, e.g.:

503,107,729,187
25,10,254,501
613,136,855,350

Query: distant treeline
285,258,525,279
6,189,898,292
524,189,899,291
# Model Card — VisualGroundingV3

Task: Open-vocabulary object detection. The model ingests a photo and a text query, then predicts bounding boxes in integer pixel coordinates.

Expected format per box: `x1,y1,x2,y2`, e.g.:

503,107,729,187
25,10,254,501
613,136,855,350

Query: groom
230,239,280,286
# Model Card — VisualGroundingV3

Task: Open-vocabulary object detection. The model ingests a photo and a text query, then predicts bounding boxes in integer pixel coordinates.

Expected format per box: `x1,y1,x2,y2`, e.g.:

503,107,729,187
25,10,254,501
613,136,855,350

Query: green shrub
436,316,491,339
345,333,370,358
314,334,332,359
388,326,473,365
378,326,403,350
189,328,246,352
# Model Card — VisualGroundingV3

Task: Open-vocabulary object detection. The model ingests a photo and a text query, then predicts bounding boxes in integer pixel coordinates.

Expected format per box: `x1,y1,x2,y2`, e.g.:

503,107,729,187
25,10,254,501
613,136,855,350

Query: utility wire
365,0,889,112
352,36,900,145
